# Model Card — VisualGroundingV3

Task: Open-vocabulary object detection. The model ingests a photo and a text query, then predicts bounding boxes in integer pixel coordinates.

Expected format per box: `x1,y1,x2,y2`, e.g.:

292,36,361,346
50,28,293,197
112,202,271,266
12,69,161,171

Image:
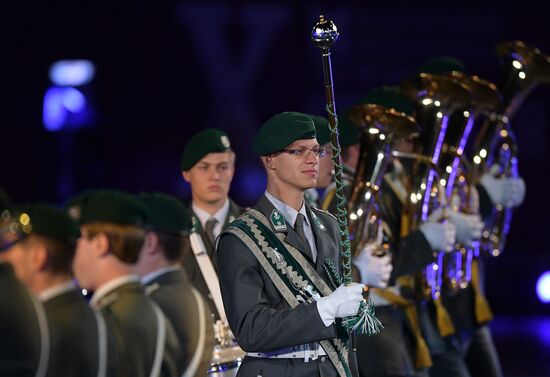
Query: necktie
294,213,314,261
204,217,218,249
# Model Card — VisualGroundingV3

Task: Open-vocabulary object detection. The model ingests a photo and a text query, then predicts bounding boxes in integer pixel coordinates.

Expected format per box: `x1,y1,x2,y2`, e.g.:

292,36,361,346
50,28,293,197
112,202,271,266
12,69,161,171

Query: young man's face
182,151,235,207
269,138,321,192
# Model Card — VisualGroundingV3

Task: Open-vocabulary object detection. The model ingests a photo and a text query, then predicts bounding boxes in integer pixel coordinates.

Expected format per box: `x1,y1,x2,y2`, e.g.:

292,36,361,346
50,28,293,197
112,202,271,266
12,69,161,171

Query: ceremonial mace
311,15,382,340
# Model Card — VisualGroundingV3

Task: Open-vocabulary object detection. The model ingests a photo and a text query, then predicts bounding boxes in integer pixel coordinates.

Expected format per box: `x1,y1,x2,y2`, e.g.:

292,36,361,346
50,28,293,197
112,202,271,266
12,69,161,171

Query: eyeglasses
280,147,328,158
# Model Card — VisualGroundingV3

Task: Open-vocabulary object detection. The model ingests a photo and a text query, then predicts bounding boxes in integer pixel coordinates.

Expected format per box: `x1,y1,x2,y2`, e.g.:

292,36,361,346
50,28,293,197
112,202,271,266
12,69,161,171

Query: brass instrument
346,104,420,259
444,71,502,289
400,73,472,299
470,41,550,256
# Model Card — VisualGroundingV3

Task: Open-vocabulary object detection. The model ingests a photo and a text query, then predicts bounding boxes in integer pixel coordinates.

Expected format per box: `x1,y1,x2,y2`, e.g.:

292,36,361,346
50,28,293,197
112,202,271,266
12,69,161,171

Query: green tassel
342,300,383,336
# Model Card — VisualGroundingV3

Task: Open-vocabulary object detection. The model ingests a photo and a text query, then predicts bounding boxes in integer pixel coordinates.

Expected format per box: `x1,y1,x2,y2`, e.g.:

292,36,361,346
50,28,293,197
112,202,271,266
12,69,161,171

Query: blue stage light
43,87,87,131
49,60,95,87
536,271,550,303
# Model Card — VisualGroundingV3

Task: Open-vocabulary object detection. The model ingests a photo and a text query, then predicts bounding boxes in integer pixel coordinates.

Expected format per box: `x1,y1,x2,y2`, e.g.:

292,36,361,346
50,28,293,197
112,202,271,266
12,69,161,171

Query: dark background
3,0,550,325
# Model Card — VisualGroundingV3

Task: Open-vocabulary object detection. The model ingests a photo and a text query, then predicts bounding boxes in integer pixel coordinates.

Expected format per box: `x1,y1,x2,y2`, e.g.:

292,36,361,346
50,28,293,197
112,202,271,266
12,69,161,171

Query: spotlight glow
536,271,550,303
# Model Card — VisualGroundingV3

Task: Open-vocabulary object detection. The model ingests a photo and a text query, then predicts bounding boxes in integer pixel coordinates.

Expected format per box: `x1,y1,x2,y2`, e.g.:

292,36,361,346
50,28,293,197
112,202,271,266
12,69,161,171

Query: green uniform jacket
0,262,46,377
145,268,215,377
95,281,183,377
182,199,244,319
215,195,341,377
43,286,117,377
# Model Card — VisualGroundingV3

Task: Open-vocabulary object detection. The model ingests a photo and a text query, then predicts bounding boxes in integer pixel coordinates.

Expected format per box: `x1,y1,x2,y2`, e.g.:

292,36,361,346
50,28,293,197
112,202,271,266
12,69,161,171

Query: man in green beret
180,128,244,321
1,203,114,377
134,192,216,377
1,204,48,377
216,111,366,377
70,189,182,377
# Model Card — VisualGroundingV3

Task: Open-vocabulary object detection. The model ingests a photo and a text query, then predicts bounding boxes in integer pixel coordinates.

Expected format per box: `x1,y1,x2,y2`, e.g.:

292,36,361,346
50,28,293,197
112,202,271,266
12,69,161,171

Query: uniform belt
246,343,327,362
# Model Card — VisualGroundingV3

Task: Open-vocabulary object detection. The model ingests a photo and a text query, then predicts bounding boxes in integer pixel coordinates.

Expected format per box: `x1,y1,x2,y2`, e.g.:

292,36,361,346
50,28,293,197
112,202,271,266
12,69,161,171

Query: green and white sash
224,209,351,377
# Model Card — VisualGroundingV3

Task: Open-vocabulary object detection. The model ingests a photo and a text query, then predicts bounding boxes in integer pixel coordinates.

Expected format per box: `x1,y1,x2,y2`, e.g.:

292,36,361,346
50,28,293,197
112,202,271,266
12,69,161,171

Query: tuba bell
399,72,472,299
470,41,550,257
345,104,420,260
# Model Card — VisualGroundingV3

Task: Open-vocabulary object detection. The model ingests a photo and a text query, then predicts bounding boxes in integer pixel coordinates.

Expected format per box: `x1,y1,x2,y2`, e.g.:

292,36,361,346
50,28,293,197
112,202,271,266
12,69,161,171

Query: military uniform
216,195,343,377
144,266,215,377
41,282,115,377
0,262,48,377
91,276,183,377
182,199,244,319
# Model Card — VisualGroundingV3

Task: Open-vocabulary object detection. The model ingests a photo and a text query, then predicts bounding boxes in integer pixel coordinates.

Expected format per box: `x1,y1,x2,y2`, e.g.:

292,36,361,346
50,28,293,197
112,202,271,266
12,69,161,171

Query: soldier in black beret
216,111,366,377
1,203,48,377
180,128,245,321
70,189,183,377
0,203,114,377
134,192,215,377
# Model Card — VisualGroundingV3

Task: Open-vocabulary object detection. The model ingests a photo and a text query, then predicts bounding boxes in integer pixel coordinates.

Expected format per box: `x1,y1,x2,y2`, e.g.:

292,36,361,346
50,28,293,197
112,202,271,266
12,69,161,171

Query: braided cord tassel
326,106,353,286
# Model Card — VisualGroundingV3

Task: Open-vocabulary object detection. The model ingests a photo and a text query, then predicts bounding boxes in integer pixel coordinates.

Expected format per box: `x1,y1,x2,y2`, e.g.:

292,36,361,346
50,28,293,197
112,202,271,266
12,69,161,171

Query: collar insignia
270,209,287,232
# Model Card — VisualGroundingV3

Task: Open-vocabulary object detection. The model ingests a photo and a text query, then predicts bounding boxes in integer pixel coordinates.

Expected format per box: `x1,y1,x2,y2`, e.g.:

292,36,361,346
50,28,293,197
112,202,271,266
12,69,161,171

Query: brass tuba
399,73,472,299
470,41,550,257
345,104,420,258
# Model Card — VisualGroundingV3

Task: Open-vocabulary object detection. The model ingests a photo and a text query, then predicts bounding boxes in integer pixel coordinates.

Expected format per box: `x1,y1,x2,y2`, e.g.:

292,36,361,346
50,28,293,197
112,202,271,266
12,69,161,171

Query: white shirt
90,275,140,308
39,280,76,303
141,265,182,285
192,199,230,239
265,191,318,262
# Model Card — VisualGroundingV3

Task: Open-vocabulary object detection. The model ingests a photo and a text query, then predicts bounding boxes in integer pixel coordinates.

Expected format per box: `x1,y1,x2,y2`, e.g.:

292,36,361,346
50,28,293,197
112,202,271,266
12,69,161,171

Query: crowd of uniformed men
1,56,528,377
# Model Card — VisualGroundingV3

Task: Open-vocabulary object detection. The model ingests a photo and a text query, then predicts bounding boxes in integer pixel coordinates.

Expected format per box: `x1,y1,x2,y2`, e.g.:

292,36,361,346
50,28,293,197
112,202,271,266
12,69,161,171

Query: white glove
447,211,484,247
352,244,393,288
316,283,364,326
480,173,526,208
419,221,456,252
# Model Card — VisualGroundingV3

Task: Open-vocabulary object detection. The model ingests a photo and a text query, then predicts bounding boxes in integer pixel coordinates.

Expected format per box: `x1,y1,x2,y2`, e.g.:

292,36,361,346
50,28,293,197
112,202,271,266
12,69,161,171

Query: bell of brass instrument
470,41,550,257
441,71,502,290
399,73,472,299
346,104,420,260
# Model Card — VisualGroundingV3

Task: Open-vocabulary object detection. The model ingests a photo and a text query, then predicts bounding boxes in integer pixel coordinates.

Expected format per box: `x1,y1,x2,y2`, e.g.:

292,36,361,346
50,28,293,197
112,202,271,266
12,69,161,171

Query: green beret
417,56,465,75
253,112,316,155
337,113,360,148
180,129,232,171
309,115,330,145
76,190,147,226
361,86,415,116
139,192,192,235
19,204,81,244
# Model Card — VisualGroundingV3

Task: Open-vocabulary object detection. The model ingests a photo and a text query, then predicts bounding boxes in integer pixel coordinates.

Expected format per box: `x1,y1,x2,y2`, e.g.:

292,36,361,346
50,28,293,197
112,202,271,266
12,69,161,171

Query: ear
262,156,276,170
143,232,159,255
31,244,49,272
93,233,110,257
182,170,191,183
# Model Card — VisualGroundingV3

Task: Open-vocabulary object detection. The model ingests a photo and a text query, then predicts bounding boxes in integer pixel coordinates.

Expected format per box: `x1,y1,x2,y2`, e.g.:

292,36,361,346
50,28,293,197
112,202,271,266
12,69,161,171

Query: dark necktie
204,217,218,249
294,213,314,261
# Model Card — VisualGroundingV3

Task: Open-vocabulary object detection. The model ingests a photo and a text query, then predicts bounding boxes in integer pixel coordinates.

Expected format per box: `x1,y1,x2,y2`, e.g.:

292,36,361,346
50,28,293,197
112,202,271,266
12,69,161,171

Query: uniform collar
265,191,309,228
192,199,230,228
39,280,76,302
90,274,140,308
141,265,181,285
